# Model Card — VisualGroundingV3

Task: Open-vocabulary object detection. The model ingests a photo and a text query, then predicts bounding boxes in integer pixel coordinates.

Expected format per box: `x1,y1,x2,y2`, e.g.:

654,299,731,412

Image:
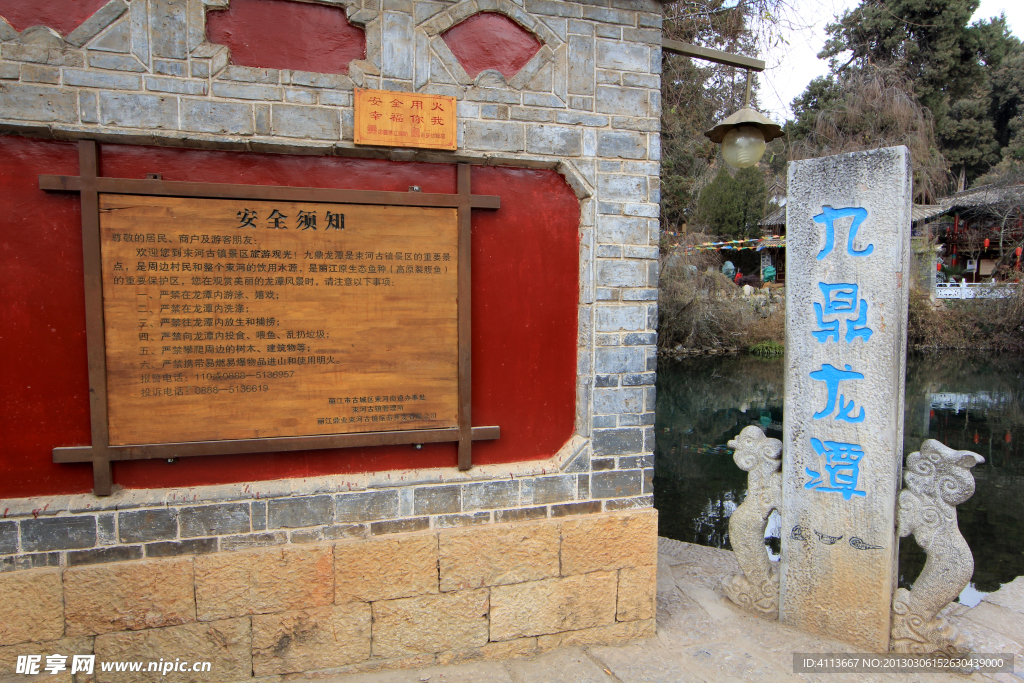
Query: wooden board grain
99,194,458,446
353,88,457,150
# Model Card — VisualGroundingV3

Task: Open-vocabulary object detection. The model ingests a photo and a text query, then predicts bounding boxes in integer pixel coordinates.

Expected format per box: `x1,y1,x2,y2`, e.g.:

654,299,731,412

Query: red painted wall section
206,0,365,75
0,0,110,35
0,136,580,498
442,13,541,80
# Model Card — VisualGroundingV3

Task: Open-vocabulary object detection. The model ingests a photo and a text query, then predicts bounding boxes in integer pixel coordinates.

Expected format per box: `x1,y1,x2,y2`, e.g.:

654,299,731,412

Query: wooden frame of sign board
41,141,500,495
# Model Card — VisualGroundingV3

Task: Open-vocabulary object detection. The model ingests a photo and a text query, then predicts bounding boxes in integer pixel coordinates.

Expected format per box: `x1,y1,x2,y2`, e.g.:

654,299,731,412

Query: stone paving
323,538,1024,683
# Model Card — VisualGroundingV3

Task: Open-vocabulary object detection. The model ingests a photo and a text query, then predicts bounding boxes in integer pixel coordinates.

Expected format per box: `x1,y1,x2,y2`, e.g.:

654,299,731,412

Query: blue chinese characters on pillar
804,439,866,499
809,363,865,422
814,205,873,260
812,283,874,344
805,206,874,499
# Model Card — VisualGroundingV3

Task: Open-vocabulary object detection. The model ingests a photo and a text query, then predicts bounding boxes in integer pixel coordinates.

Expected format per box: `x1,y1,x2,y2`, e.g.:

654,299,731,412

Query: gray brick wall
0,0,661,569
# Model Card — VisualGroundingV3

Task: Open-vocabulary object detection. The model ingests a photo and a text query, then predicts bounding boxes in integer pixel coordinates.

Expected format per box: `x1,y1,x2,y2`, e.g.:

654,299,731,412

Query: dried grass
658,233,786,352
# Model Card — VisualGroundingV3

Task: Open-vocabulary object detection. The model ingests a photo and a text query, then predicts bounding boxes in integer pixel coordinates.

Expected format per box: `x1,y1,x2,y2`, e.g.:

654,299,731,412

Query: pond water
653,352,1024,603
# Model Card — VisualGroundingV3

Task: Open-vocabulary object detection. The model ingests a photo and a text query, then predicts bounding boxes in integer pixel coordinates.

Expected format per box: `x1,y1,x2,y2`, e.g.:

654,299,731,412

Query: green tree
695,166,765,238
734,166,767,237
696,167,741,236
814,0,1022,182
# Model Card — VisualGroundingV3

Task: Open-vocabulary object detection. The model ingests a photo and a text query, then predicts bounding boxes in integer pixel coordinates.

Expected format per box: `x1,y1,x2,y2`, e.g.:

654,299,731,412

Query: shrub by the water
749,340,784,358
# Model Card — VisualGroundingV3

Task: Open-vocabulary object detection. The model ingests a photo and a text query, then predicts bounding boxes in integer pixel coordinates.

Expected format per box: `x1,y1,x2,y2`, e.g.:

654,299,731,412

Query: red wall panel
442,13,542,80
206,0,365,75
0,0,110,35
0,137,579,497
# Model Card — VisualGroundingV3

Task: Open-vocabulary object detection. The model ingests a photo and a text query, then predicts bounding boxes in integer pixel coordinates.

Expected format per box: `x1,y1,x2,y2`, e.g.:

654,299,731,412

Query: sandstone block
596,304,646,332
525,125,582,156
180,99,255,135
94,618,250,683
530,475,576,505
617,564,656,621
20,516,95,552
118,508,177,543
596,85,649,117
99,92,177,129
567,34,595,96
593,387,644,415
596,40,649,73
439,520,559,592
334,489,399,522
64,558,195,636
0,637,93,683
598,259,643,288
372,589,490,658
251,603,371,675
0,569,63,645
0,83,80,124
462,481,519,512
490,572,617,641
561,510,657,576
463,121,525,153
592,427,644,456
335,534,438,603
271,104,341,140
592,469,644,498
194,544,333,621
436,637,539,666
536,618,655,652
313,652,435,677
0,520,16,554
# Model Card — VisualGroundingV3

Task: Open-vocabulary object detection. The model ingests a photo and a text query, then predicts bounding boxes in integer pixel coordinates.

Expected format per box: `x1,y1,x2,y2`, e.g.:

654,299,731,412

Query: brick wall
0,509,657,679
1,0,662,669
0,0,660,590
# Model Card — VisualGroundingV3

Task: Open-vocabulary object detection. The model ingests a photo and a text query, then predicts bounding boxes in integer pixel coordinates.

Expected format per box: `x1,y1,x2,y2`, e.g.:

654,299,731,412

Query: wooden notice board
353,88,457,150
100,196,459,445
41,142,500,495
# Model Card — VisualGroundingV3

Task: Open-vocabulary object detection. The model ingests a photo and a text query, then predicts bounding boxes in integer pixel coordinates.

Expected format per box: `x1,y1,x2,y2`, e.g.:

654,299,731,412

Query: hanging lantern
974,431,980,444
929,410,935,419
704,71,783,168
1005,431,1012,444
984,238,990,249
1016,246,1022,258
936,263,942,272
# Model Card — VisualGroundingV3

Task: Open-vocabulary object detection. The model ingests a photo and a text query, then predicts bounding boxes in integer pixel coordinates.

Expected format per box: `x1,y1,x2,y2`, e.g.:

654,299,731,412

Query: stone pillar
780,147,912,651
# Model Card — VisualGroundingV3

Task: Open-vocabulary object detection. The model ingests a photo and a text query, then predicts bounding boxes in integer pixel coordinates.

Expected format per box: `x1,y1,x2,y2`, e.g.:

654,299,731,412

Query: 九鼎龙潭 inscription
100,194,458,445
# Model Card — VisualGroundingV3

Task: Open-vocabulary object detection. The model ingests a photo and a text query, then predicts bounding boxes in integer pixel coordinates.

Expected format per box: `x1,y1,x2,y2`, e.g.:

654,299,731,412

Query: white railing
935,281,1019,299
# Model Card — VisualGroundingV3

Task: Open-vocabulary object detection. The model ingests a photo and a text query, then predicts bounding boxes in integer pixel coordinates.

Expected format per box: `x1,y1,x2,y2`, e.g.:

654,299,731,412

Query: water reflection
654,352,1024,598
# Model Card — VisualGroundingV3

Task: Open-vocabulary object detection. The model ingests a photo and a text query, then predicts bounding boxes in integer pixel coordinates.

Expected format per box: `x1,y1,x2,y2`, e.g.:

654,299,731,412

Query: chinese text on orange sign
353,88,457,151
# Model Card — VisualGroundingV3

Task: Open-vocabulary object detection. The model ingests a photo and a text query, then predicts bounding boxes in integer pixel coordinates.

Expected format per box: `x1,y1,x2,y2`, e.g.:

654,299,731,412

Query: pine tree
694,166,765,238
807,0,1023,182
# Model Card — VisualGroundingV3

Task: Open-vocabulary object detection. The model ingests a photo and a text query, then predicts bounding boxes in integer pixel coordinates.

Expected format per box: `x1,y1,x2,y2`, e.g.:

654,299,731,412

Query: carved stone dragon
721,425,782,619
891,439,983,654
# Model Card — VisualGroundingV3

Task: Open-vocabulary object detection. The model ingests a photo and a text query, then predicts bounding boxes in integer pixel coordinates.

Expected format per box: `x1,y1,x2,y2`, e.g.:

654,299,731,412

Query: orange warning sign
354,88,457,151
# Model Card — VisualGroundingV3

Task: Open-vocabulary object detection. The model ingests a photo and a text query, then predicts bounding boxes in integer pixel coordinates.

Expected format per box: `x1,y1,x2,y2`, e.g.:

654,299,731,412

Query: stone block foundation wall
0,509,656,681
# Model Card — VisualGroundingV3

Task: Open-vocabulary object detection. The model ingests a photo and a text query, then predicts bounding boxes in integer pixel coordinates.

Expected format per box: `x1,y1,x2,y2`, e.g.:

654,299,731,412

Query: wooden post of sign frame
42,141,500,495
